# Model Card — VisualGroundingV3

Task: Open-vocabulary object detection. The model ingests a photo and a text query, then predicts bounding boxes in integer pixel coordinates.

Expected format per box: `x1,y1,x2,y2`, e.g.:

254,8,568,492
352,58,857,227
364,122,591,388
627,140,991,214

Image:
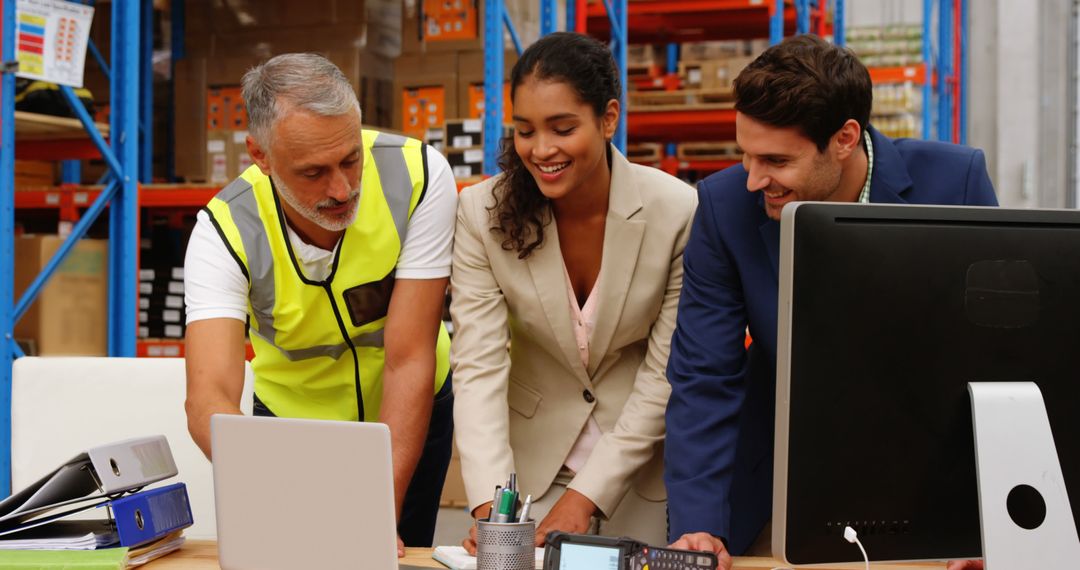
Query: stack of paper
126,531,186,567
432,545,544,570
0,521,118,550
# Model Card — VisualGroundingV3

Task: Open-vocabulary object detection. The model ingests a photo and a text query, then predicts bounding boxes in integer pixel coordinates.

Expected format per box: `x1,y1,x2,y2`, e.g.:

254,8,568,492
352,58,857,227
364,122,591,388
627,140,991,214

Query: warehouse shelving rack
481,0,968,174
480,0,829,176
1,0,147,496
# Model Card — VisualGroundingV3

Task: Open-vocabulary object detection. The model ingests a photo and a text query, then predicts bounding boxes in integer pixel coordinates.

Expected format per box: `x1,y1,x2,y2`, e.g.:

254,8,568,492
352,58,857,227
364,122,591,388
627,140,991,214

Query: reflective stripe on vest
204,129,451,421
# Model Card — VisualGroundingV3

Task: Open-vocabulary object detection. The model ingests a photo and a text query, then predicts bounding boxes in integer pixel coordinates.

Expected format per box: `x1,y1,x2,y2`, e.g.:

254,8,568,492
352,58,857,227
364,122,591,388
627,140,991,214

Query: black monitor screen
774,203,1080,564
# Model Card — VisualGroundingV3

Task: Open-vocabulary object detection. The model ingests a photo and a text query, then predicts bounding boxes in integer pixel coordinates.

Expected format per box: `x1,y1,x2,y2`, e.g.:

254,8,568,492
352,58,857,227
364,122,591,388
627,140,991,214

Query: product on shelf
847,24,924,139
676,141,742,162
626,143,662,164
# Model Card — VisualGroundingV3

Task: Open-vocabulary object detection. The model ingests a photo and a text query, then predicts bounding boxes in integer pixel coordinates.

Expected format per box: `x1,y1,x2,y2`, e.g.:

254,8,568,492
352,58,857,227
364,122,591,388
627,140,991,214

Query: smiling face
248,105,364,239
511,75,619,202
736,112,845,221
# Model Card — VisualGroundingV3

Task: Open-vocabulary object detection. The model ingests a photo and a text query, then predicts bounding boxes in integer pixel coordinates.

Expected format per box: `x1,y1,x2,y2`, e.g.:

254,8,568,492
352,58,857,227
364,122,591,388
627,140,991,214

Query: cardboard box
403,0,482,53
14,160,56,187
399,86,447,141
176,48,393,181
440,456,468,507
14,236,108,356
725,55,756,85
443,120,512,151
681,55,756,89
185,0,366,36
206,130,252,184
445,147,485,179
457,49,516,121
444,119,484,149
233,131,254,176
206,88,227,131
465,82,511,122
392,52,459,137
421,0,478,42
173,0,398,182
206,130,231,185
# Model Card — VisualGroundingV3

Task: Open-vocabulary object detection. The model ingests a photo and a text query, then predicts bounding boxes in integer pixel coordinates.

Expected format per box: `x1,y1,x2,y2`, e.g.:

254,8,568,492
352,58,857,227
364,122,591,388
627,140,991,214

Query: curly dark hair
489,32,621,259
734,34,872,151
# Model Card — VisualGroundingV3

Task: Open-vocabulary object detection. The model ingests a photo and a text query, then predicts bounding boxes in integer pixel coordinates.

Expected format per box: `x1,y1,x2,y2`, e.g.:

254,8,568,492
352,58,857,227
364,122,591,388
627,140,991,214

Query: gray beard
271,173,360,232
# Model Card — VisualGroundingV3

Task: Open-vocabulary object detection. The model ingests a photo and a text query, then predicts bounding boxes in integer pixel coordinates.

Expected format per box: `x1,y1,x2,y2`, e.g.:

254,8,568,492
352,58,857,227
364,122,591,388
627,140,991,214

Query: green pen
496,488,516,523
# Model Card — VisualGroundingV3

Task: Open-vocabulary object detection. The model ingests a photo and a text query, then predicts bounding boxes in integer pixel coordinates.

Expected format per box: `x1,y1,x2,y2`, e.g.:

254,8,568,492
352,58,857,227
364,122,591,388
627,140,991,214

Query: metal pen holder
476,518,536,570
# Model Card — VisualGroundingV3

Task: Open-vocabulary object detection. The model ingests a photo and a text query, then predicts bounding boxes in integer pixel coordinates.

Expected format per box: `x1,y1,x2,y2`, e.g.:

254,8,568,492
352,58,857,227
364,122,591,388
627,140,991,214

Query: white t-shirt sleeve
184,210,250,324
394,145,458,280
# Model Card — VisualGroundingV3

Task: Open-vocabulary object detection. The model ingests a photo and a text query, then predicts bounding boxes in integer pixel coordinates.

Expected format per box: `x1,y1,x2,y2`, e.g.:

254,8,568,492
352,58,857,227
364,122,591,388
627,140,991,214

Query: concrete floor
433,506,474,547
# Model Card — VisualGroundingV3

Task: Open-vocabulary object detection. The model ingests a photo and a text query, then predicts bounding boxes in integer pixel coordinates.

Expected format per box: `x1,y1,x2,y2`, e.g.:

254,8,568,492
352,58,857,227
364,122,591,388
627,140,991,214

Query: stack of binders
0,435,194,568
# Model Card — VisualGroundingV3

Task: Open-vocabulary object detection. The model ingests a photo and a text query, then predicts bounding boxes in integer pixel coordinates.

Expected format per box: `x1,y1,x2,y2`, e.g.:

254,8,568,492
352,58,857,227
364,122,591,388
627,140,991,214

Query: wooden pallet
628,88,734,108
627,62,662,80
626,142,663,163
676,141,742,161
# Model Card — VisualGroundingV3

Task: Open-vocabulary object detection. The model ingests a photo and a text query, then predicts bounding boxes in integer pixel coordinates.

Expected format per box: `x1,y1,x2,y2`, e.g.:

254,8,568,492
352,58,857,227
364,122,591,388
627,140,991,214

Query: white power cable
843,526,871,570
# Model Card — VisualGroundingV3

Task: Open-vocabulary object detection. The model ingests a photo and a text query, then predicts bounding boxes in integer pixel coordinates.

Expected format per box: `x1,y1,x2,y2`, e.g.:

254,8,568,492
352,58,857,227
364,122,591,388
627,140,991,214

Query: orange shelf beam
138,339,255,360
14,184,223,211
629,107,737,142
868,64,927,85
586,0,796,43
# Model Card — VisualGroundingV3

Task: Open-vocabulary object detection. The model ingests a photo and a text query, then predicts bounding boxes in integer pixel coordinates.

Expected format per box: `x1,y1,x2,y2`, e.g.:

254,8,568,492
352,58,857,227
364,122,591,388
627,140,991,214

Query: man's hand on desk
670,532,732,570
397,535,405,558
946,561,983,570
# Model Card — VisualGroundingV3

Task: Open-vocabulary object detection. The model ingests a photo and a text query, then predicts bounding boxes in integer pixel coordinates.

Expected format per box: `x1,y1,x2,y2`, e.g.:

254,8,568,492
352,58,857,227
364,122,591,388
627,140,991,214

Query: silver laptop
211,415,399,569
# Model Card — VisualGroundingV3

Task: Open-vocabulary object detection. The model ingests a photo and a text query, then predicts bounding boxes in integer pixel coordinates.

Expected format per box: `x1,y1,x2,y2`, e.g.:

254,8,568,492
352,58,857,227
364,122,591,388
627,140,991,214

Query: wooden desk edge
145,540,947,569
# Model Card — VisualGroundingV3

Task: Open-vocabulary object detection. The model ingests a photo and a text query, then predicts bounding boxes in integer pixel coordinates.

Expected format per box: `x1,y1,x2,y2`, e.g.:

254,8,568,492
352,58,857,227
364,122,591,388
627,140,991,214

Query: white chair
11,356,254,539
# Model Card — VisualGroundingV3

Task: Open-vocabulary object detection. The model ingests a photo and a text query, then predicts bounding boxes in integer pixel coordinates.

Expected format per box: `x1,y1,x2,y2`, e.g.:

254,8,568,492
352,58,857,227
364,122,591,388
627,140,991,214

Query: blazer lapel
588,149,646,378
525,217,591,380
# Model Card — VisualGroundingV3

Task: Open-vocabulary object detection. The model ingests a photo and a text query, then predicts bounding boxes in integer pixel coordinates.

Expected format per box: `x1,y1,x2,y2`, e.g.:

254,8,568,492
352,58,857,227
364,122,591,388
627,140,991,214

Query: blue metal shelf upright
482,0,626,175
1,0,144,497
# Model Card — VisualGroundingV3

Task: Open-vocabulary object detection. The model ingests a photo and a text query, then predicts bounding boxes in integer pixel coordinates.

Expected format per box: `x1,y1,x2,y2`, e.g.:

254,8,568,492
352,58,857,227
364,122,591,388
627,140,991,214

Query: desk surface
143,540,947,569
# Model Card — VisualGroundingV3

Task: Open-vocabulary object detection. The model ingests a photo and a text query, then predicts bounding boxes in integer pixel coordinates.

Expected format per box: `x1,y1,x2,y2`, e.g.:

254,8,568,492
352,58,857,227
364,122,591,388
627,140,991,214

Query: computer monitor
772,203,1080,564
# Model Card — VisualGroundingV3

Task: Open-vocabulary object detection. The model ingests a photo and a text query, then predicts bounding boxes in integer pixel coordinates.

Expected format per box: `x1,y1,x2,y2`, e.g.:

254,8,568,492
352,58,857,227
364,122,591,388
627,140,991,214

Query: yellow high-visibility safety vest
204,129,451,421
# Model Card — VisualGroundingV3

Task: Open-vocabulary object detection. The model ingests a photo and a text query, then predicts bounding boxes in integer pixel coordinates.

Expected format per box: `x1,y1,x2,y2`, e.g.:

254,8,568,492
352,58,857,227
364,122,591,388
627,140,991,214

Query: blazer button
583,390,595,403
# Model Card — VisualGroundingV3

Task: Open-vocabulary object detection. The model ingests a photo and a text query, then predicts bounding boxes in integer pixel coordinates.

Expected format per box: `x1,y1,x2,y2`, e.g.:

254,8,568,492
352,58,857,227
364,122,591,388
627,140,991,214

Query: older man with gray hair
183,53,458,553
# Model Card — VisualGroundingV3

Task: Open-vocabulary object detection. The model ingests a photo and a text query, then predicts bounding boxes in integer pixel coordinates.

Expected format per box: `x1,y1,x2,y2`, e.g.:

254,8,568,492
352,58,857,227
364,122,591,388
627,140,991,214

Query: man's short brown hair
733,34,872,151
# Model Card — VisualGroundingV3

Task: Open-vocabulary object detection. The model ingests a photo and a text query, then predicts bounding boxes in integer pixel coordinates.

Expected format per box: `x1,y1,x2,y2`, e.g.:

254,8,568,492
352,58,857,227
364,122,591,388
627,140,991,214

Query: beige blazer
450,148,698,518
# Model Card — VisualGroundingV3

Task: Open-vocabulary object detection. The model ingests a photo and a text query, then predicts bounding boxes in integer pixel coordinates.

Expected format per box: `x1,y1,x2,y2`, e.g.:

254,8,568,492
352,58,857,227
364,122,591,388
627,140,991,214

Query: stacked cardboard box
393,50,517,140
14,160,57,188
677,39,766,90
14,236,108,356
138,213,193,340
173,0,396,183
138,267,186,340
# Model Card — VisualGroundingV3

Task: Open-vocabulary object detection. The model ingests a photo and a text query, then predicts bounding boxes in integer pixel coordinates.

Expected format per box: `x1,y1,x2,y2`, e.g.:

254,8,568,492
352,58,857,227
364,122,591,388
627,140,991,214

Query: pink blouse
562,264,604,474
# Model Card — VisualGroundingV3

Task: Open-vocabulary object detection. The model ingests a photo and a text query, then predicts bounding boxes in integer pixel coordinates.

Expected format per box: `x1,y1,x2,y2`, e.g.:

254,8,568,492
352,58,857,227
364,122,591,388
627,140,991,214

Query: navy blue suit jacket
664,127,999,553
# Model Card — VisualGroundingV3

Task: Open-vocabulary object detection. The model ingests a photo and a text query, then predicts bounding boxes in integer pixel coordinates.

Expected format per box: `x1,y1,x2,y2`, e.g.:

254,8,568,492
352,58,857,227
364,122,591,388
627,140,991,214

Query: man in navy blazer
664,35,998,565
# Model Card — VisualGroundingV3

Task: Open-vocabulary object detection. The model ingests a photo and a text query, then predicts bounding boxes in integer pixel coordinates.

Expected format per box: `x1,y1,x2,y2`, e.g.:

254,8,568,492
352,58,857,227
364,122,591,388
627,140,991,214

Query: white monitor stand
968,382,1080,568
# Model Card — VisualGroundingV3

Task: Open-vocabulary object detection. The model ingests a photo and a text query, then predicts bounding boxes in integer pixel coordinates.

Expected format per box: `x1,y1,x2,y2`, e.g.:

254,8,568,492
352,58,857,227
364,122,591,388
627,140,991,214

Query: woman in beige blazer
451,32,697,551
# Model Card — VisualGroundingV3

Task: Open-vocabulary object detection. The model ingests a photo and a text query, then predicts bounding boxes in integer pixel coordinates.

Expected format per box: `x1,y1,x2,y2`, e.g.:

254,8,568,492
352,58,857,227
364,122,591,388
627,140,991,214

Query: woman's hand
670,532,733,570
461,501,494,555
534,489,598,546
